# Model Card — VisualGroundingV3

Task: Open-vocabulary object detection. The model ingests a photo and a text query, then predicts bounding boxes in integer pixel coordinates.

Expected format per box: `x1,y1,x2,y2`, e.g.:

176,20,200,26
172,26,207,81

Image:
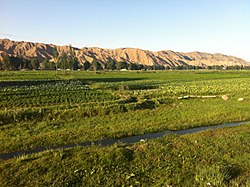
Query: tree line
0,45,80,71
0,54,170,71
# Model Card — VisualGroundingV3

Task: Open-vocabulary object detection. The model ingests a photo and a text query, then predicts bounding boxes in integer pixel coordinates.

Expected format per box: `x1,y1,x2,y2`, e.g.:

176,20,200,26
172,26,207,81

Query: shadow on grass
0,78,146,87
82,77,146,83
0,80,61,87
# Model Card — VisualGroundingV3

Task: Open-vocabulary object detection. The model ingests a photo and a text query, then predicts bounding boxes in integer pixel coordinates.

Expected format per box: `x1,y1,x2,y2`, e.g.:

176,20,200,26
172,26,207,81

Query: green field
1,124,250,186
0,70,250,186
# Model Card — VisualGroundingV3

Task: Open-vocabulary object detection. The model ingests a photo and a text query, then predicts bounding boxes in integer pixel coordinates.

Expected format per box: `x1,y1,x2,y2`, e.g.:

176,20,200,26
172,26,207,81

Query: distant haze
0,0,250,61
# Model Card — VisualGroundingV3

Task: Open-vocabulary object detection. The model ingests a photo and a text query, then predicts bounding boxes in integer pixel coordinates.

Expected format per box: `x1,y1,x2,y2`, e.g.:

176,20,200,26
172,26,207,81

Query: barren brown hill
0,38,249,67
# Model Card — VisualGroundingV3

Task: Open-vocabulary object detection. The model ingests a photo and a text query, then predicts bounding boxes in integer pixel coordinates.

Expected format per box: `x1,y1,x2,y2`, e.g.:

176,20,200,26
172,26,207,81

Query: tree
50,61,56,70
1,54,11,70
83,61,91,70
116,61,128,70
68,44,79,70
22,58,32,70
53,47,59,75
9,56,22,70
165,66,170,70
91,59,101,72
58,51,68,72
128,63,136,70
128,63,144,70
106,60,117,70
0,60,2,70
41,60,50,70
31,58,39,70
71,60,79,70
146,65,154,70
0,55,33,70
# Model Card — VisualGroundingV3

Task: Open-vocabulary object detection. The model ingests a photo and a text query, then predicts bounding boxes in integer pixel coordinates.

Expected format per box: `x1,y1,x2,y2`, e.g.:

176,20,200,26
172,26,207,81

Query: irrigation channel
1,121,250,160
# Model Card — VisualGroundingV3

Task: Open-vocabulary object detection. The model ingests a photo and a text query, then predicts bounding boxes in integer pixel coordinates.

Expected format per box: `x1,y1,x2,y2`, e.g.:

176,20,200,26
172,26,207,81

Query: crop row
0,96,174,125
1,78,249,109
0,92,119,108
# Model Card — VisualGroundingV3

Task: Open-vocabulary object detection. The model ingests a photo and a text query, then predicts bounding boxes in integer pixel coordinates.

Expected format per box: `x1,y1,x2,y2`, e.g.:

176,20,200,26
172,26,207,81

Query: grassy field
0,70,250,153
0,70,250,186
1,122,250,186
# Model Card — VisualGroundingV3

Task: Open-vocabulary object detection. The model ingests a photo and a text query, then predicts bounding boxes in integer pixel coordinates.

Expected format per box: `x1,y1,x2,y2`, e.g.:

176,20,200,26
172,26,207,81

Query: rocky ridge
0,38,249,67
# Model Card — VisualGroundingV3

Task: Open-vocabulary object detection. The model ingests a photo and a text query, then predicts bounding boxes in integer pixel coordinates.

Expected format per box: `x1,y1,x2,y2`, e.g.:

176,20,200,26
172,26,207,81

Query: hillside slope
0,38,249,67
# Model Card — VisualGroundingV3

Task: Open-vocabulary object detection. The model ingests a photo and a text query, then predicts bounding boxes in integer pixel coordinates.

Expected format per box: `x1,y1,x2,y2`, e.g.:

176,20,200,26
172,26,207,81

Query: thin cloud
0,33,15,37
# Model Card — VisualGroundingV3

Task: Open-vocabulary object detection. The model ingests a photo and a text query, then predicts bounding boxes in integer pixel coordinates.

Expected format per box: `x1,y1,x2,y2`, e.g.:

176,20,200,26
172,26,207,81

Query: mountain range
0,38,249,67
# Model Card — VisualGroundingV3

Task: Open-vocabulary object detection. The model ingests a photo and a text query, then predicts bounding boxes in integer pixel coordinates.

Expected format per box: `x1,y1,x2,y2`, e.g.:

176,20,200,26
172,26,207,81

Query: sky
0,0,250,61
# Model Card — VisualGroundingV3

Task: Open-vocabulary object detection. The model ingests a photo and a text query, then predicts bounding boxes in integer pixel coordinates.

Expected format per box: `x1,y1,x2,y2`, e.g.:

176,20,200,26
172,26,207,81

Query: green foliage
31,58,39,70
0,70,250,186
1,124,250,186
91,59,102,72
106,60,117,70
0,70,250,154
41,59,55,70
1,55,22,70
83,61,91,70
68,44,79,70
0,55,41,70
58,51,68,70
195,164,231,186
116,61,129,70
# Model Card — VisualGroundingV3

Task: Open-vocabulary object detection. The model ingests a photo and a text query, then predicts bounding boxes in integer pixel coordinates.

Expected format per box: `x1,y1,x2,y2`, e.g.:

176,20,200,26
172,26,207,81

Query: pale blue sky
0,0,250,61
